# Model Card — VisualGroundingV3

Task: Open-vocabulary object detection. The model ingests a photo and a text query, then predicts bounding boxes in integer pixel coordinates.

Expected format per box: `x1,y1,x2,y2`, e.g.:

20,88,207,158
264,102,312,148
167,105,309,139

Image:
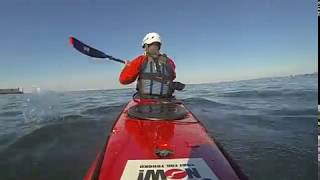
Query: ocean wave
268,108,317,116
61,114,86,121
1,105,18,111
82,104,125,115
0,133,16,147
7,120,102,149
182,97,228,106
20,113,89,128
79,97,101,102
64,102,86,109
0,120,110,180
218,90,316,98
0,111,23,117
182,97,246,110
1,102,19,109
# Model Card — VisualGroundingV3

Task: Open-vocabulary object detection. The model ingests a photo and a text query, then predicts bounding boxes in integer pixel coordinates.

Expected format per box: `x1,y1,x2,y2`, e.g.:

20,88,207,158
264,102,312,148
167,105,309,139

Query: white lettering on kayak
120,158,219,180
83,46,90,53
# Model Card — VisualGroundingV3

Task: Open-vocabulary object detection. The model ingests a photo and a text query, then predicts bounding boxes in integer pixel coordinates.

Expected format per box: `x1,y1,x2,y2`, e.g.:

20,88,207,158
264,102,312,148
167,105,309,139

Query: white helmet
142,32,161,48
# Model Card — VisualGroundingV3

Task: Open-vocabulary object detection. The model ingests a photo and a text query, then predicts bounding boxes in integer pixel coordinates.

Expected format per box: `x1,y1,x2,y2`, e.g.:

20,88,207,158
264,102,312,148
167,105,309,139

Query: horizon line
18,71,317,93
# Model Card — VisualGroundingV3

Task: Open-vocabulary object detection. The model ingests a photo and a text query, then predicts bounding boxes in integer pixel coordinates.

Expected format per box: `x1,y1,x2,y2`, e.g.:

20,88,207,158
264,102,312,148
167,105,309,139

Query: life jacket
137,54,174,98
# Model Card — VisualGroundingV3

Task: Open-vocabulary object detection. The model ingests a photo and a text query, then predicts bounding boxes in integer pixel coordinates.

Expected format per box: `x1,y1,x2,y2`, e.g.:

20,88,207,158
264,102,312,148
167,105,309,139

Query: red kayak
84,99,247,180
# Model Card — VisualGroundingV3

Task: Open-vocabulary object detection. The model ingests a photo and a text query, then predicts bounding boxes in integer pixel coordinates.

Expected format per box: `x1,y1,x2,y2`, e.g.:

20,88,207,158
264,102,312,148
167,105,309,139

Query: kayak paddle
69,36,125,64
69,36,185,91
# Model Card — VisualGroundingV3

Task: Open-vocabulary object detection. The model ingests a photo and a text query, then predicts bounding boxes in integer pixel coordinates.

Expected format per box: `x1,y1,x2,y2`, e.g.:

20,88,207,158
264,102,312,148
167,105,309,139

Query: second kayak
84,99,248,180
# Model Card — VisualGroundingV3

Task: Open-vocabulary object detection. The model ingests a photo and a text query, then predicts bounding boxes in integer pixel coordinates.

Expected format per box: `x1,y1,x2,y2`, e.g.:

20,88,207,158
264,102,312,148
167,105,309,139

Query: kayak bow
83,99,247,180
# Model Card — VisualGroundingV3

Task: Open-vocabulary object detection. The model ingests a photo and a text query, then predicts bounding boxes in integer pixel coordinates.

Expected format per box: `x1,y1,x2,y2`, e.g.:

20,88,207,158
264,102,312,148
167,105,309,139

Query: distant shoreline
186,72,318,86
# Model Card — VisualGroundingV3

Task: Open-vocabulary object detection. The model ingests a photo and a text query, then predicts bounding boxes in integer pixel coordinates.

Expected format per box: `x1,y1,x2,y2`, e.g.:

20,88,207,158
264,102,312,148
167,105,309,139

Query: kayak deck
84,100,246,180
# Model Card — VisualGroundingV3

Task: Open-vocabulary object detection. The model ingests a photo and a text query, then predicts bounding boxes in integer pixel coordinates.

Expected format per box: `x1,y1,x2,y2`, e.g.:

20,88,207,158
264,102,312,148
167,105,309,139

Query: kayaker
119,32,176,98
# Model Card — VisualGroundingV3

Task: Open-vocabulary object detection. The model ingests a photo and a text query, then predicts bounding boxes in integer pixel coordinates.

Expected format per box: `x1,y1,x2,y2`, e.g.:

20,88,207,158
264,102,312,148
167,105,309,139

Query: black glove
172,82,185,91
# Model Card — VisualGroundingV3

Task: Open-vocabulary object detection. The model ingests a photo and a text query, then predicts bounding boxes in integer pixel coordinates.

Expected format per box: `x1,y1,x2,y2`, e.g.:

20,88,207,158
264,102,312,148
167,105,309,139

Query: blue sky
0,0,317,91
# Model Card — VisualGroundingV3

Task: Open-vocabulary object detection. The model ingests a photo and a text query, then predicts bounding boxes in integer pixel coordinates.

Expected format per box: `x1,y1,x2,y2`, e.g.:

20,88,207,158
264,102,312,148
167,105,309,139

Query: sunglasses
149,42,161,47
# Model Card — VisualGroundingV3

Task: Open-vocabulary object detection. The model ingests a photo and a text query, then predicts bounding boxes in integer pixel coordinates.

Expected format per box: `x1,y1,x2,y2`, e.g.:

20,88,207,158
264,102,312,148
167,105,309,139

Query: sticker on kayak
120,158,219,180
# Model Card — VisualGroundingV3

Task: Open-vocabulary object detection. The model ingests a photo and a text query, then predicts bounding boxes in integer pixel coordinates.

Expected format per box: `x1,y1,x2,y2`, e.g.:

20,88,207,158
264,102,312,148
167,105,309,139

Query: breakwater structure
0,88,23,94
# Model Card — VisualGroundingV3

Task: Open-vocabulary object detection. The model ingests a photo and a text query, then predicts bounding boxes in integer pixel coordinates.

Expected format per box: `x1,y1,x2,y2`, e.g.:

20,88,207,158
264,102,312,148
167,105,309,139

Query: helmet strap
144,44,149,55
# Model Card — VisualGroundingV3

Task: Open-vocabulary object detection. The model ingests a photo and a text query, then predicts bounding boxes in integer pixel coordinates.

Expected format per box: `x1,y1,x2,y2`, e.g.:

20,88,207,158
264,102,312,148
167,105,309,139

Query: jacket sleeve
168,58,176,80
119,55,145,85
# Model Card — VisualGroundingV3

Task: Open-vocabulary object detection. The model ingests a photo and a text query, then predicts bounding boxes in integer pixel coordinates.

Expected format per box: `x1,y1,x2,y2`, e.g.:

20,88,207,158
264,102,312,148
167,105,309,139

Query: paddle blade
69,37,107,58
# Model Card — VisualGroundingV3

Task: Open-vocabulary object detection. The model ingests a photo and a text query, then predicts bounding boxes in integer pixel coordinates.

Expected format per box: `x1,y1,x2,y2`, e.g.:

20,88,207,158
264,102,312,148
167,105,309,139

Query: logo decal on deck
120,158,219,180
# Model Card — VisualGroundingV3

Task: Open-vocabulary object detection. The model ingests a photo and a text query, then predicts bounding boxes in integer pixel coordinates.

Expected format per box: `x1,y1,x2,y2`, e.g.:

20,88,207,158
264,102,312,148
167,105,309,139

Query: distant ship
0,88,23,94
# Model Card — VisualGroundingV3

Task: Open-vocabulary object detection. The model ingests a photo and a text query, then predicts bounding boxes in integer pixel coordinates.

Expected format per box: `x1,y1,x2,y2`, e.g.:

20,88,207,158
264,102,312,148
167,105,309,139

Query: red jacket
119,55,176,85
